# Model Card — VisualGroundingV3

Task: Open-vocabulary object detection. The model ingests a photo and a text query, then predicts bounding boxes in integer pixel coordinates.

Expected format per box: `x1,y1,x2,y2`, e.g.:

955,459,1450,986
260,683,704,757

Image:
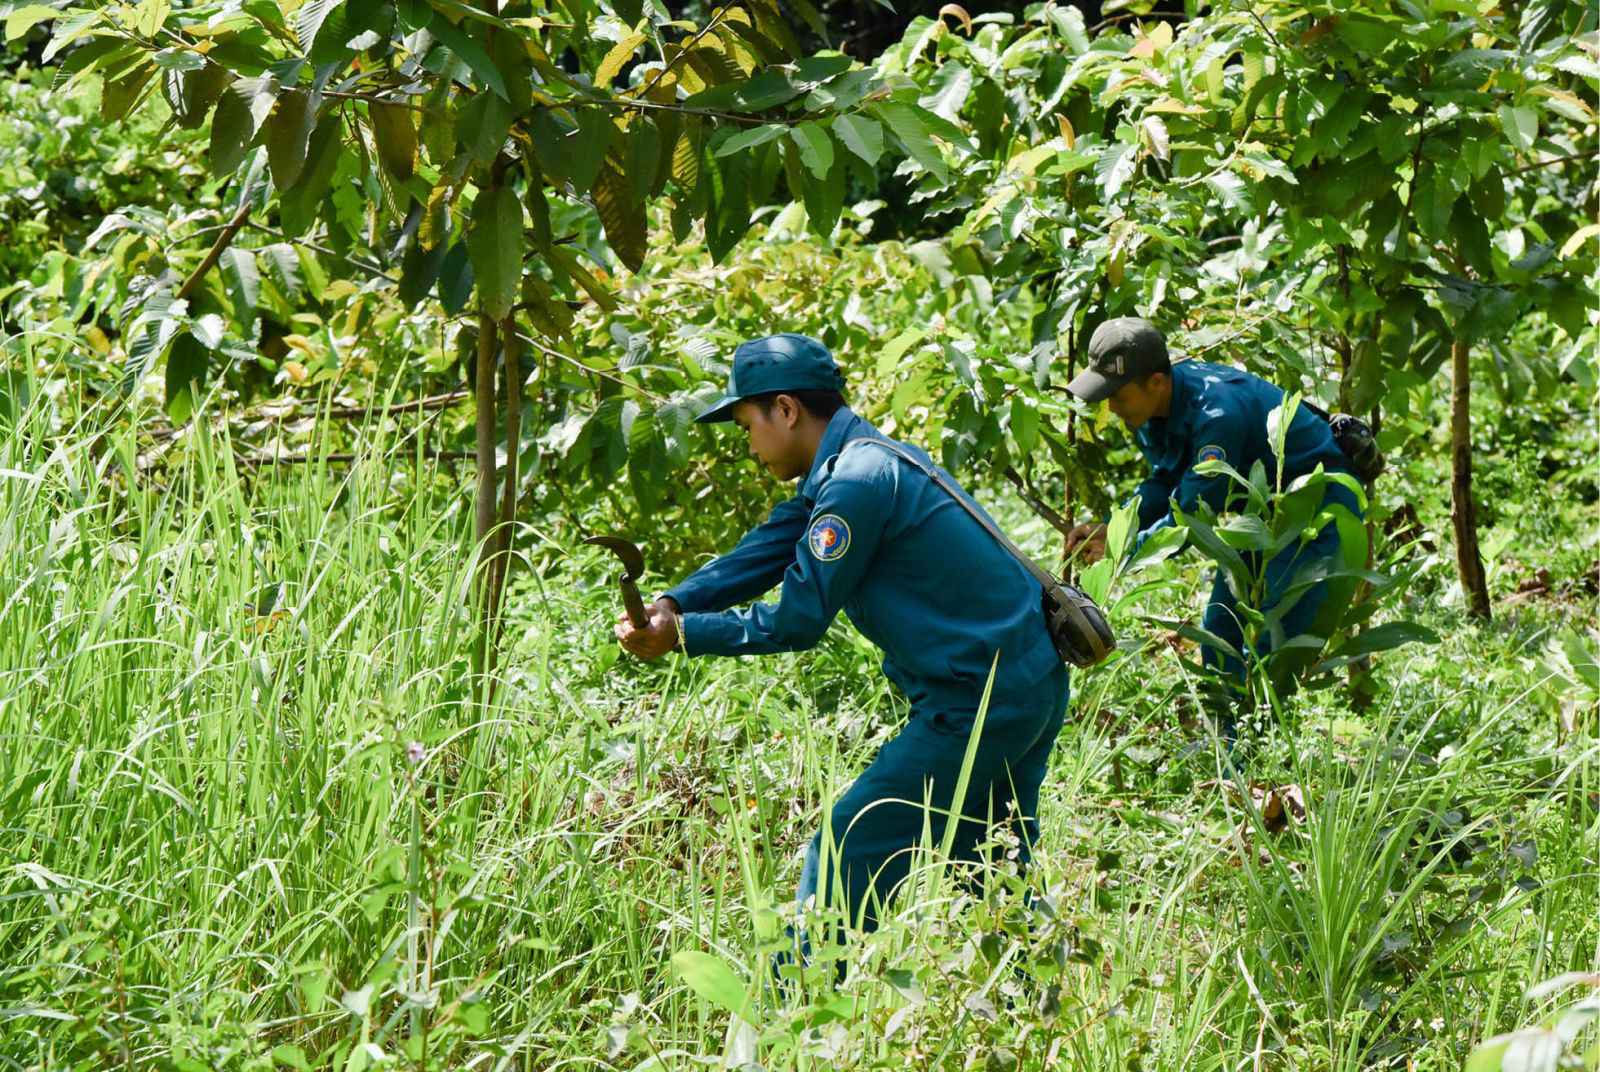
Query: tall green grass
0,347,1594,1070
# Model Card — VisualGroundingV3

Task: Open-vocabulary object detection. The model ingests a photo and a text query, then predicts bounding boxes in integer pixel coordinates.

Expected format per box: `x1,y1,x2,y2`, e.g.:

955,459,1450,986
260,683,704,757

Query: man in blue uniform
614,332,1068,942
1064,317,1362,696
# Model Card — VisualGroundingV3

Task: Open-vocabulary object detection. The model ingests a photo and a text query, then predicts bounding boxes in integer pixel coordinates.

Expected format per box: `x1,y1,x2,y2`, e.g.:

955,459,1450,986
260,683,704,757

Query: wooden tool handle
619,574,649,629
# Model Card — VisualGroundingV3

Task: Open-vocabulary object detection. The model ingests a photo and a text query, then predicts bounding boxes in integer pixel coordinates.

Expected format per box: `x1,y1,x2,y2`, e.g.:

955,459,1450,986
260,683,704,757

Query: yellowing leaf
368,101,416,183
937,3,973,35
595,32,645,90
592,162,647,272
1559,223,1600,258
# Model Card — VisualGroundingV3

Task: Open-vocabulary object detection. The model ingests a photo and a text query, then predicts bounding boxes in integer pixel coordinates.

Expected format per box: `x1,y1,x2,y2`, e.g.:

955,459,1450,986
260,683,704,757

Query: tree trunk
1450,338,1491,619
487,318,521,667
471,315,499,686
1062,325,1077,574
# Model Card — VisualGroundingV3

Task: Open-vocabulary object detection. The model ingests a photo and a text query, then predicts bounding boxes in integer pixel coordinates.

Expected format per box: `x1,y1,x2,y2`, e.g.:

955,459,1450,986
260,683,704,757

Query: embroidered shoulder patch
807,514,851,562
1196,444,1227,466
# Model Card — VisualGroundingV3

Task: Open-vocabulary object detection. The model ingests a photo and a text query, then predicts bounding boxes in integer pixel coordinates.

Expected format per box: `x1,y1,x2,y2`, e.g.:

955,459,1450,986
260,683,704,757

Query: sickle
583,536,648,628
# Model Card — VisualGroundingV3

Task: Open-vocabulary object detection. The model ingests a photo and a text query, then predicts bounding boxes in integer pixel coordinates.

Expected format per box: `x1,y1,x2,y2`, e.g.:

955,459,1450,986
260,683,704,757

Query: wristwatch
656,595,685,653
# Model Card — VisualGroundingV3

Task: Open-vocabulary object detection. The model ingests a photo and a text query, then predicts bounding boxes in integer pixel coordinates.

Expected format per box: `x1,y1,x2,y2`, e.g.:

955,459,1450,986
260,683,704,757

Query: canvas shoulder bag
844,438,1116,669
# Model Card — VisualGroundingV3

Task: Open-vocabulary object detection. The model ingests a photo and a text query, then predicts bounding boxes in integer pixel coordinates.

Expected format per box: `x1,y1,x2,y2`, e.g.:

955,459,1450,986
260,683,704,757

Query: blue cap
694,333,846,423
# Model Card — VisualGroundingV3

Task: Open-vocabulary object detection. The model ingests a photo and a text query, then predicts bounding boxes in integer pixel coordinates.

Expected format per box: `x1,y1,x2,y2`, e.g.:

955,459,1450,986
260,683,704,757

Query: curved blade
583,535,644,580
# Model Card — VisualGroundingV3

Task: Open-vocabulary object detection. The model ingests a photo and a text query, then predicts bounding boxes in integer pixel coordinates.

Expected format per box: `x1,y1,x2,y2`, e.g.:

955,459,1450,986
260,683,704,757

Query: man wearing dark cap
614,332,1069,957
1064,317,1363,700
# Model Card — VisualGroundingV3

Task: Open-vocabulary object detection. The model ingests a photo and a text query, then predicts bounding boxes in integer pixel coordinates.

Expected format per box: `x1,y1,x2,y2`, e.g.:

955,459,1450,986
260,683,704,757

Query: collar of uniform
800,406,872,504
1139,359,1194,451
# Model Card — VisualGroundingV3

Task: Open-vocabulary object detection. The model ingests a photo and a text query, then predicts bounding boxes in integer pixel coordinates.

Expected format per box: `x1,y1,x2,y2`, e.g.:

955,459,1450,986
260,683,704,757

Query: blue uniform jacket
665,407,1060,708
1130,360,1355,548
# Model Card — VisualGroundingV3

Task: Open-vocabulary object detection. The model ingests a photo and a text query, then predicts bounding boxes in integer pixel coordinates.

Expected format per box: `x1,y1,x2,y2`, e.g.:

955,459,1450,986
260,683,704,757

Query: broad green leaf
1047,5,1089,53
789,123,834,178
1095,141,1137,198
1333,621,1439,659
1009,396,1039,454
259,245,303,297
263,89,318,189
1497,104,1537,153
100,63,155,123
122,295,184,398
705,150,750,261
874,101,947,182
593,162,647,272
624,118,662,203
670,951,751,1022
1174,509,1250,591
368,101,416,182
832,114,883,166
876,326,926,375
1129,524,1187,569
1205,171,1251,214
456,90,512,164
221,247,260,318
467,186,523,320
568,110,617,194
547,246,616,312
398,240,448,309
168,61,228,130
1560,223,1600,258
278,111,343,237
190,313,226,349
1216,514,1274,552
49,35,126,93
1466,1037,1513,1072
40,9,99,62
428,14,508,99
1500,1029,1563,1072
713,123,786,157
295,0,342,54
918,62,972,121
164,332,209,423
799,149,845,238
6,4,62,42
133,0,170,37
438,241,473,314
271,1044,312,1072
525,111,571,184
730,70,801,110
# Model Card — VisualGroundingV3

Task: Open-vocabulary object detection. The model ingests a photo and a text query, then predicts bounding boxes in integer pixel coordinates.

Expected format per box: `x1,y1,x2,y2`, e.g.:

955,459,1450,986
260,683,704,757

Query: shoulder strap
844,437,1059,592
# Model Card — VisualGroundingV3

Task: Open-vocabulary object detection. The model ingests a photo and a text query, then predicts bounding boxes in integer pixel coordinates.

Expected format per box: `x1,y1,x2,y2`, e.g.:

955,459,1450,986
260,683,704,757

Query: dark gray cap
1067,317,1170,403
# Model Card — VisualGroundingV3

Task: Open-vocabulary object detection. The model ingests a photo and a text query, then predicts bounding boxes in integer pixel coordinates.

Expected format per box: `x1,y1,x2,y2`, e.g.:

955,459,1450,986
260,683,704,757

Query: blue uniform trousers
796,663,1070,934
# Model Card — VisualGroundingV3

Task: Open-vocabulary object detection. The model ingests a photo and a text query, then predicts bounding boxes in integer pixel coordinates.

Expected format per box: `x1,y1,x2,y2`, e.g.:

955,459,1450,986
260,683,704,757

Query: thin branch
1515,148,1599,174
550,94,815,128
322,88,443,117
234,448,474,466
323,390,467,418
1089,10,1191,32
642,6,731,97
244,221,398,282
175,199,251,302
511,330,666,402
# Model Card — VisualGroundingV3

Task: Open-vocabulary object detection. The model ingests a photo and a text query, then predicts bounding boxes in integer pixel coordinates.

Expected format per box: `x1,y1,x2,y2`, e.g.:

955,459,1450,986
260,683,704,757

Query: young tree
34,0,957,677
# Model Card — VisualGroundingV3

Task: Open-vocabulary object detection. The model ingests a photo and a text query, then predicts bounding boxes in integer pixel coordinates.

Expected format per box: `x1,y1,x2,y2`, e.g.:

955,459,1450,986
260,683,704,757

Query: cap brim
693,393,741,423
1066,368,1125,404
